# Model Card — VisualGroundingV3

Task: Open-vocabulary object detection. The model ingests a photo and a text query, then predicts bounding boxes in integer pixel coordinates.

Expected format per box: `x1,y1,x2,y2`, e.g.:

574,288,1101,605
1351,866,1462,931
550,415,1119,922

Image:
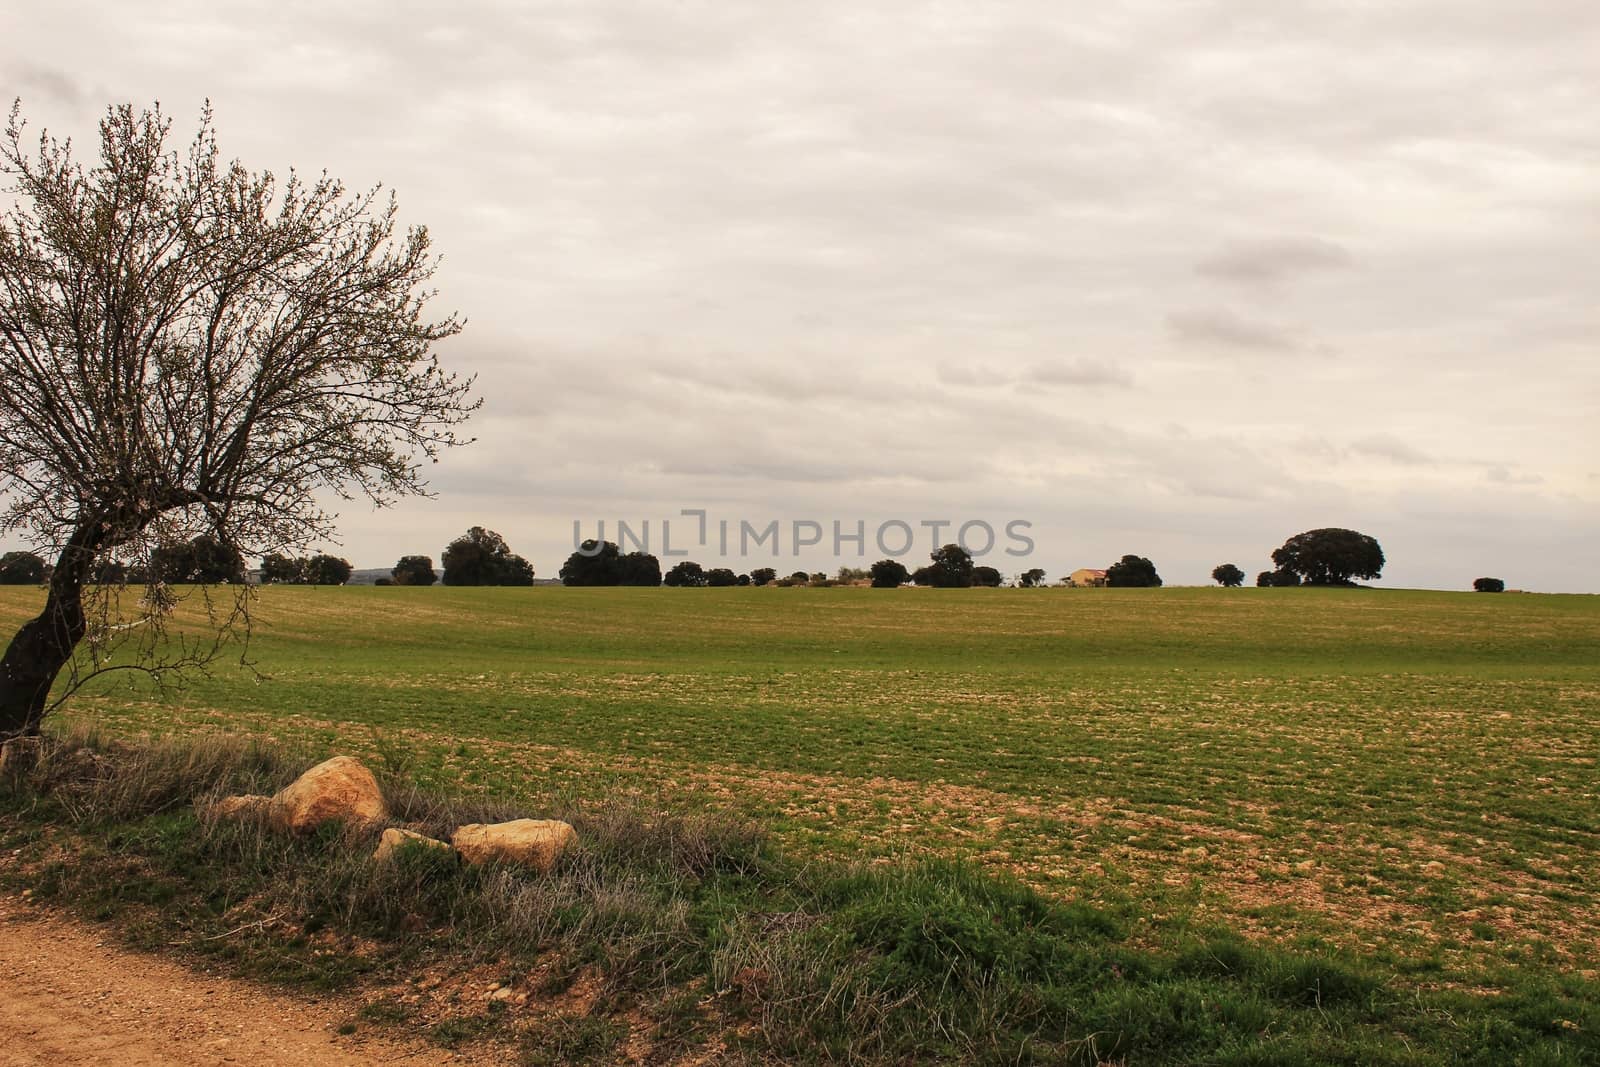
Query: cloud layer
3,1,1597,589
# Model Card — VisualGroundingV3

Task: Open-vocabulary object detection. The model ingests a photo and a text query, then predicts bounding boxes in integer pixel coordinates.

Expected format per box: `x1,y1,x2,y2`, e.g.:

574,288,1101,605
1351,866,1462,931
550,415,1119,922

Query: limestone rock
267,756,386,833
372,826,454,863
451,818,576,872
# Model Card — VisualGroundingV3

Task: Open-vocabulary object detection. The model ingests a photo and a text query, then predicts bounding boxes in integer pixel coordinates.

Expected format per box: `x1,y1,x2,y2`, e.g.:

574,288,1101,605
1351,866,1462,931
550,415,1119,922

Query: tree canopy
391,555,438,587
1106,555,1162,588
305,554,353,585
663,561,708,587
0,102,474,738
919,544,976,588
259,553,300,585
869,559,910,588
1473,577,1506,593
1212,563,1246,588
151,535,245,584
0,550,45,585
442,527,534,586
1018,567,1047,588
1257,568,1301,588
1271,528,1384,586
560,540,661,586
260,552,352,585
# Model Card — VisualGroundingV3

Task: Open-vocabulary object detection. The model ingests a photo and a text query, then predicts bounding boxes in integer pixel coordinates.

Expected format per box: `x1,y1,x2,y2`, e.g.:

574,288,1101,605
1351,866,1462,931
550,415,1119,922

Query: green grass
1,584,1597,1059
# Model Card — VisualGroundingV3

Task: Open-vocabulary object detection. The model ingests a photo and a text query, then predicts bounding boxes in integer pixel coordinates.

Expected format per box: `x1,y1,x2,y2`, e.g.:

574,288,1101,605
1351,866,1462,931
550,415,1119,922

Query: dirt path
0,897,478,1066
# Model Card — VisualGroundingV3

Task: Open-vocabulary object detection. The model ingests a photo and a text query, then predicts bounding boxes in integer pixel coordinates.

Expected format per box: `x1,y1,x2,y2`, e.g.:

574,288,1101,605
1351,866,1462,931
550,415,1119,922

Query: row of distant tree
556,545,1135,588
550,529,1385,590
380,527,535,586
556,541,1018,589
0,536,269,586
0,527,1510,592
555,528,1495,591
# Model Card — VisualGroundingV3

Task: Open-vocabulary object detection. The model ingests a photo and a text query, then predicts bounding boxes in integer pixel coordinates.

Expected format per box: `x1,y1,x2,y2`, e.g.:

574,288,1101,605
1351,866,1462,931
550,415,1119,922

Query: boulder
373,826,454,863
267,756,386,833
451,819,576,873
208,794,271,819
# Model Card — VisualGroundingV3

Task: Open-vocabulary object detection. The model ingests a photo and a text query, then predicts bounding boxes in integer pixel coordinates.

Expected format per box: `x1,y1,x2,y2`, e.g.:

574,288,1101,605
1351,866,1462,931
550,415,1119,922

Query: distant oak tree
921,544,976,588
663,561,708,587
1271,528,1384,587
0,550,46,585
869,559,910,588
442,527,533,587
1106,555,1162,588
258,553,304,585
0,102,475,739
1212,563,1246,588
304,554,353,586
391,555,438,587
560,540,622,586
559,540,661,587
151,535,245,585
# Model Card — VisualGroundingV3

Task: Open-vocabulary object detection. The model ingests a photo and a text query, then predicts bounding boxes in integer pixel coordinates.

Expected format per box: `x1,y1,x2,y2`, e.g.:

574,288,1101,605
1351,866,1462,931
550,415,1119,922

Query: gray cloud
1485,465,1544,486
1350,434,1433,467
1196,237,1354,285
1024,359,1134,389
9,64,87,107
937,358,1133,389
1165,309,1301,353
936,363,1008,388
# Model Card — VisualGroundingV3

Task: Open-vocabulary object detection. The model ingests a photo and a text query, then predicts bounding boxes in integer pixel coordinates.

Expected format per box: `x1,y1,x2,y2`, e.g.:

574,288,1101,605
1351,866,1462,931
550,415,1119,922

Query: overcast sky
5,1,1597,589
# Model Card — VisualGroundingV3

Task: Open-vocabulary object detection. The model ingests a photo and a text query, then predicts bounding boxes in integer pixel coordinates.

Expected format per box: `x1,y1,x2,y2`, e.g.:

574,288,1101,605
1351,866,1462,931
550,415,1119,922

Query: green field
5,584,1598,1005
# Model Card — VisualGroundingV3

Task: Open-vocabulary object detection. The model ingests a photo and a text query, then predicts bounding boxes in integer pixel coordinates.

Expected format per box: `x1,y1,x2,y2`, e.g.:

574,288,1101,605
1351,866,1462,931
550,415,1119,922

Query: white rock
451,819,576,873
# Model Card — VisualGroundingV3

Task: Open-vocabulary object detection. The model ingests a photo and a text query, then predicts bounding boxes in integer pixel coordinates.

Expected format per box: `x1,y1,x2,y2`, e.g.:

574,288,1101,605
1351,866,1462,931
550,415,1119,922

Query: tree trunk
0,527,100,740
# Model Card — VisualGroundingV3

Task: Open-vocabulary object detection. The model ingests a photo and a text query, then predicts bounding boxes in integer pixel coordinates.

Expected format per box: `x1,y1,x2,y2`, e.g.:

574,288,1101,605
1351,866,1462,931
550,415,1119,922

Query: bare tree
0,102,477,739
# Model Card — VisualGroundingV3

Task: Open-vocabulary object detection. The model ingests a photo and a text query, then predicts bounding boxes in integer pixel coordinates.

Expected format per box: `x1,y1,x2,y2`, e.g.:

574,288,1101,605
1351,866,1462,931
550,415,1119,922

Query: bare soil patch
0,896,484,1066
